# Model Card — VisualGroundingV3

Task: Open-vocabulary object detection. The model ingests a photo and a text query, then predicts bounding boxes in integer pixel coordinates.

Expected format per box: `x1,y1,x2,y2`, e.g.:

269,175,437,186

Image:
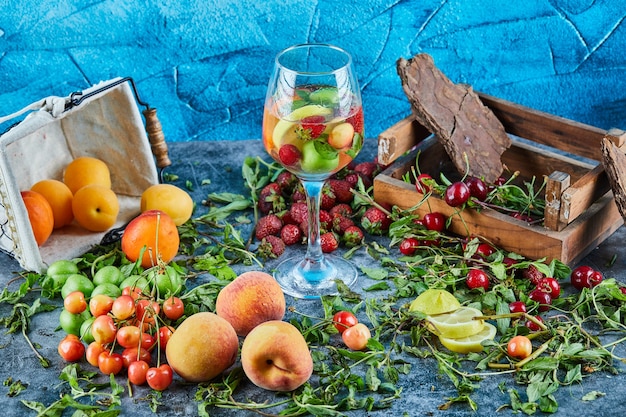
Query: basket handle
143,107,171,170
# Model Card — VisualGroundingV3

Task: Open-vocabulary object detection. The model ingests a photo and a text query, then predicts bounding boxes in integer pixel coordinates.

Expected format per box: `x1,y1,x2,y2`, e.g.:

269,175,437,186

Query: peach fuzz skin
240,320,313,392
165,312,238,382
215,271,286,337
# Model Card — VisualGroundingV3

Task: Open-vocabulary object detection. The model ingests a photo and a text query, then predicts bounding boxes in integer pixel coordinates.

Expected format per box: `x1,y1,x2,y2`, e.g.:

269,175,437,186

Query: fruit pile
21,156,193,247
253,159,390,256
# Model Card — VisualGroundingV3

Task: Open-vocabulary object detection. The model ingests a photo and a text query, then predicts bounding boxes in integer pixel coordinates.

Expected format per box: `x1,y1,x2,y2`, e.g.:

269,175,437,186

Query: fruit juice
263,85,364,180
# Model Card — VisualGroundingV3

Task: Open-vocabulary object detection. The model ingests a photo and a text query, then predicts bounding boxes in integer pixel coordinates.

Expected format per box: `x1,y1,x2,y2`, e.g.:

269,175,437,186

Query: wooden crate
374,92,626,265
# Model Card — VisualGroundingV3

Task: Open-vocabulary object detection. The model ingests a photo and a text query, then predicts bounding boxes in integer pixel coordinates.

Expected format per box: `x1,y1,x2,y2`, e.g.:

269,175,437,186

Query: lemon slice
409,289,461,316
439,322,497,354
426,307,484,339
272,105,332,147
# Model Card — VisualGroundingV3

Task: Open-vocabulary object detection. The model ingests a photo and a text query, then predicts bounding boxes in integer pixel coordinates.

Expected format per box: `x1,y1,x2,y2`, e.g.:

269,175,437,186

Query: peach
165,312,238,382
140,184,194,226
215,271,286,337
72,184,119,232
63,156,111,194
121,210,179,268
240,320,313,392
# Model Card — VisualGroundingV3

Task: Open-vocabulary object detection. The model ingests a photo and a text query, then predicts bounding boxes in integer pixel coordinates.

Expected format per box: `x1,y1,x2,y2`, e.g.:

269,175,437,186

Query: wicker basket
0,78,161,273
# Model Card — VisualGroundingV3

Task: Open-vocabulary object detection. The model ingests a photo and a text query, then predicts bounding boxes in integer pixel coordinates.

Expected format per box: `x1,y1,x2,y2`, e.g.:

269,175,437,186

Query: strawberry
342,225,364,247
300,116,326,138
360,206,391,235
354,161,380,181
345,172,372,190
280,224,302,246
291,184,306,203
255,214,283,240
320,184,336,210
278,209,297,225
290,202,308,224
258,183,285,214
327,179,353,203
278,144,301,166
346,106,364,135
521,264,545,285
276,171,298,194
320,232,339,253
258,235,285,259
319,210,332,233
332,215,355,235
329,203,353,218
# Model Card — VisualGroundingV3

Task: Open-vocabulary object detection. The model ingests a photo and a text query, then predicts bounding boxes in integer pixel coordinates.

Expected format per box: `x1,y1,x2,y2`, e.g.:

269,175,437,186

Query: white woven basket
0,78,160,273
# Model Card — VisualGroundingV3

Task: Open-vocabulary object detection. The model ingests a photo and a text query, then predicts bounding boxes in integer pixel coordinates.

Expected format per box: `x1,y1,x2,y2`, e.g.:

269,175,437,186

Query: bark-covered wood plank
396,53,511,183
601,137,626,221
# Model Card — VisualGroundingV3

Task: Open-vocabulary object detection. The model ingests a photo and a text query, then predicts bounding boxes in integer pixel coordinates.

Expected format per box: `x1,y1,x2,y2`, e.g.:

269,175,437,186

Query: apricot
31,179,74,229
241,320,313,392
165,312,238,382
72,184,119,232
140,184,194,226
20,190,54,246
63,156,111,194
121,210,179,268
215,271,286,337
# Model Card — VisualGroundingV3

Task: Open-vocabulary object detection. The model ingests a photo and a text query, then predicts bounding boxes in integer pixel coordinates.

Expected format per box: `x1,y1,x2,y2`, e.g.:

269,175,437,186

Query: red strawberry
320,184,336,210
327,179,353,203
278,210,297,225
354,161,380,181
522,264,545,285
346,107,364,135
290,202,308,224
276,171,298,194
360,206,391,235
301,116,326,138
255,214,283,240
345,172,372,190
319,210,332,233
342,225,364,247
291,184,306,203
258,183,286,214
278,144,301,166
329,203,353,218
320,232,339,253
332,215,355,235
258,235,285,259
280,224,302,246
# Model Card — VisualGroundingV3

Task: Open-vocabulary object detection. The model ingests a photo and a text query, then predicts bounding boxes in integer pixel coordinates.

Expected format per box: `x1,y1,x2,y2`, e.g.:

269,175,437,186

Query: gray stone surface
0,140,626,416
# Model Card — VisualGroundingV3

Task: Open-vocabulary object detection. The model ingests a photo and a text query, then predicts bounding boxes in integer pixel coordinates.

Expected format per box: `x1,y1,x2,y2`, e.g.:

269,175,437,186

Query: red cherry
528,288,552,312
415,173,432,194
444,182,470,207
536,277,561,299
509,301,527,314
423,212,446,232
466,269,490,290
464,176,488,201
475,243,496,259
525,315,544,331
399,237,419,256
570,265,603,291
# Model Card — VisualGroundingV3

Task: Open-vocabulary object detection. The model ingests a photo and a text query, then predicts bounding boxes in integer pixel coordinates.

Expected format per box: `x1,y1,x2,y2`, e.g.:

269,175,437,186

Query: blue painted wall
1,0,625,143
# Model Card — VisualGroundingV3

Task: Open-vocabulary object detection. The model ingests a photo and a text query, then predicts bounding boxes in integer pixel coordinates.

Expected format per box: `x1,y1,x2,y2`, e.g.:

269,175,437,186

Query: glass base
273,254,358,299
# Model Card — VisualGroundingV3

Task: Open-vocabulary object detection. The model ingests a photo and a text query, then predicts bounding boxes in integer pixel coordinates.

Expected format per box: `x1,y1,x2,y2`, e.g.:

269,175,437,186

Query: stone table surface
1,139,626,417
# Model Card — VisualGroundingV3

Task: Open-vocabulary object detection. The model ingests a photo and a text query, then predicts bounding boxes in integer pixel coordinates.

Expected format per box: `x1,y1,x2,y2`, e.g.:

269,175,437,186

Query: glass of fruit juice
262,43,364,298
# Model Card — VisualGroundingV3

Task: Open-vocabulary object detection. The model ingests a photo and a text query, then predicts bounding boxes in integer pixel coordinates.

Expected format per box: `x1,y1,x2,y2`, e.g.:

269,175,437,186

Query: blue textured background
1,0,625,142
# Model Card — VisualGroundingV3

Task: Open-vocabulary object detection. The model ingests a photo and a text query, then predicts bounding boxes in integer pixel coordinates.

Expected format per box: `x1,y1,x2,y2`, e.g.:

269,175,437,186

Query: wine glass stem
302,179,324,264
